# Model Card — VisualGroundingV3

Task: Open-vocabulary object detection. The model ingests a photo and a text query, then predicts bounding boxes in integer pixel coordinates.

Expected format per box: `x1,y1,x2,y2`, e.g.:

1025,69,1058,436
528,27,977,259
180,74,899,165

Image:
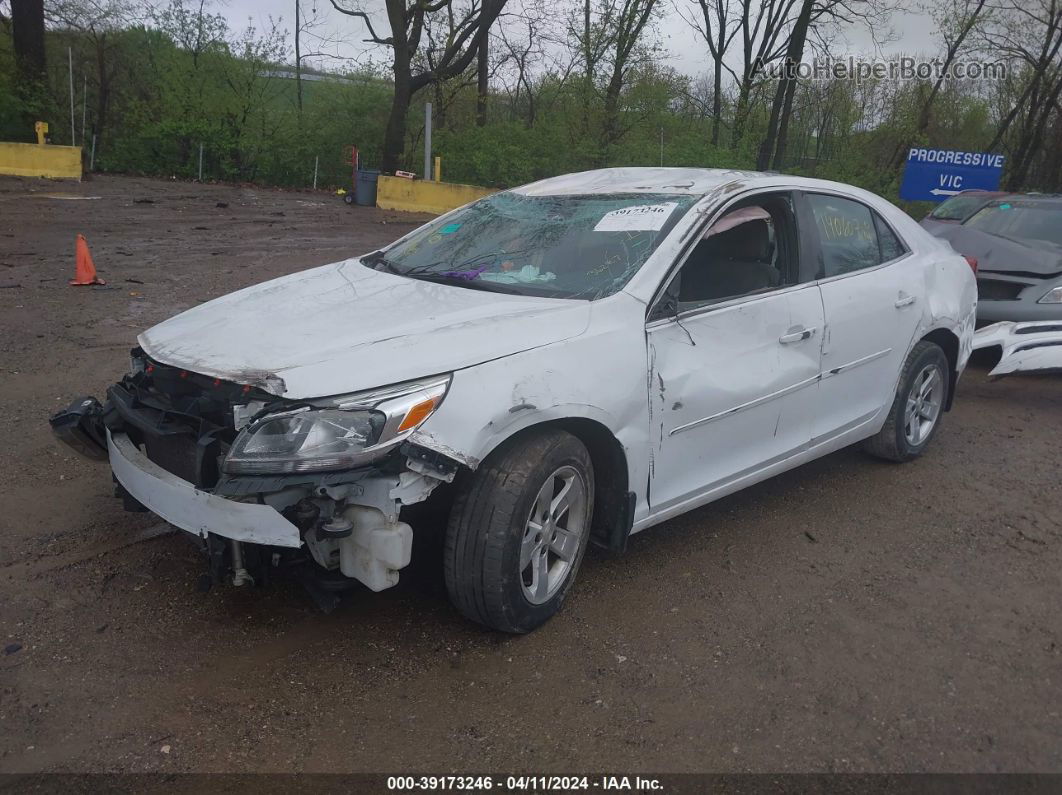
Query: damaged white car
51,168,977,633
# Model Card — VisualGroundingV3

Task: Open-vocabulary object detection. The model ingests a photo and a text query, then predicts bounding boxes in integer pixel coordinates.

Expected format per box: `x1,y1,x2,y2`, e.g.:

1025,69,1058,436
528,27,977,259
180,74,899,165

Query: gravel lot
0,174,1060,774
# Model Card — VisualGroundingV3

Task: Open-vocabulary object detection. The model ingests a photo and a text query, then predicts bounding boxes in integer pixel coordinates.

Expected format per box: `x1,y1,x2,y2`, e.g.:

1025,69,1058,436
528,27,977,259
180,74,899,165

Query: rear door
801,191,923,441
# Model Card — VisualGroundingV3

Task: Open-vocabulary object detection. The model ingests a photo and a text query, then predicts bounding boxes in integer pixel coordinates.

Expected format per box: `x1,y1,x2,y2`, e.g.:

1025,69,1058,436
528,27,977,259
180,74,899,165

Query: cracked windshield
370,191,697,299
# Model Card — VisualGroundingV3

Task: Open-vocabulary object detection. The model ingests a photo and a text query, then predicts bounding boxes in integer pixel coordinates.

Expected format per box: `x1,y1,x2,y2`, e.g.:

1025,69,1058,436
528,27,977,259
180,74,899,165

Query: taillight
964,255,978,274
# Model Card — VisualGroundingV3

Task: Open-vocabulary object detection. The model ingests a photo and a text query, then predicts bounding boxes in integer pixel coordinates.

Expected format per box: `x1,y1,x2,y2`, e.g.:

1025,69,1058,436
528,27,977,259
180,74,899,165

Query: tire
444,429,594,633
343,193,354,205
864,340,950,463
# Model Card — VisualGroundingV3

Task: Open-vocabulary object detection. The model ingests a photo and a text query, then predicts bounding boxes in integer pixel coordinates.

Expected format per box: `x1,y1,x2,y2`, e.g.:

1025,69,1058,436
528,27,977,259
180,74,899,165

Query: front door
646,190,824,514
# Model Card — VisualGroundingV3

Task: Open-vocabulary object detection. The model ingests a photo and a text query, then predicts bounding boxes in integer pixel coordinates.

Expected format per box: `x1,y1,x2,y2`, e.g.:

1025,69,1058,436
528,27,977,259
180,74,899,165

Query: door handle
895,294,917,308
779,327,817,344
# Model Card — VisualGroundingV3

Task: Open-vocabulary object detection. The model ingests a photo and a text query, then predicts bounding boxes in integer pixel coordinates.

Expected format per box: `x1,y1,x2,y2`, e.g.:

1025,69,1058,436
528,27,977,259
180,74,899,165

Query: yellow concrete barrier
0,142,82,179
376,175,495,215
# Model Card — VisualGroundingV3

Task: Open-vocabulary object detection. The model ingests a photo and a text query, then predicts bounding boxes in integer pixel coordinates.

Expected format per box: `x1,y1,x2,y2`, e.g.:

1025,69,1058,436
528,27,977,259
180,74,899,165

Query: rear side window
875,215,908,262
808,194,907,277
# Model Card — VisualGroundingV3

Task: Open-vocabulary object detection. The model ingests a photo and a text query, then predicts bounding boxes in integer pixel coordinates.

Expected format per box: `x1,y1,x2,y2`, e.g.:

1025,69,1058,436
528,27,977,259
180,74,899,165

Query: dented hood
935,226,1062,277
138,259,591,398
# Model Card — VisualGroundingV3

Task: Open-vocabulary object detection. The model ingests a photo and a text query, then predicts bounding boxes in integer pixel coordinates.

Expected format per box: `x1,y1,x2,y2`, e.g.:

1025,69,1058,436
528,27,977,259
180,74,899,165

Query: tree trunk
11,0,46,136
771,64,801,170
583,0,594,134
476,37,488,127
382,58,412,173
11,0,45,83
600,72,623,165
758,78,786,170
295,0,304,119
95,37,111,151
1005,73,1062,190
758,0,812,171
710,31,723,146
730,79,751,147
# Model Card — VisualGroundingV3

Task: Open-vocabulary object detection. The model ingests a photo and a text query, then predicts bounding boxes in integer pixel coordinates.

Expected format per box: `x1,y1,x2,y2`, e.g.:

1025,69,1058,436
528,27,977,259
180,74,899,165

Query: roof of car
512,167,766,196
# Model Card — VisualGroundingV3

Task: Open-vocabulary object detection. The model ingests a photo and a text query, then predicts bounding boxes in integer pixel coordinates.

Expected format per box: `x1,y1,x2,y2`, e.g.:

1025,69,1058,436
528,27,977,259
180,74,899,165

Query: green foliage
0,1,1042,197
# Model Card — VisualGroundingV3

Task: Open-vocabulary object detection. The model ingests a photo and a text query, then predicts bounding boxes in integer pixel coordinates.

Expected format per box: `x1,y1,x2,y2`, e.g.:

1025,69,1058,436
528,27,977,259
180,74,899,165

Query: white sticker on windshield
593,202,678,232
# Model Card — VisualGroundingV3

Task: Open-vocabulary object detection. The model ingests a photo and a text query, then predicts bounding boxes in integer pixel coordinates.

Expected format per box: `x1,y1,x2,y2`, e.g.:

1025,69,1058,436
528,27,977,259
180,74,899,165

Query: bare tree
476,34,489,124
565,0,661,158
758,0,897,170
730,0,799,145
980,0,1062,188
294,0,346,120
496,18,540,124
677,0,740,145
599,0,660,156
46,0,141,147
880,0,990,169
328,0,508,173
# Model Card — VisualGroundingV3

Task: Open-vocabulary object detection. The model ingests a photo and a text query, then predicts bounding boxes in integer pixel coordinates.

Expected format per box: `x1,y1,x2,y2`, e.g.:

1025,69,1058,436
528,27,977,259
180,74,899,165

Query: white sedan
51,168,977,632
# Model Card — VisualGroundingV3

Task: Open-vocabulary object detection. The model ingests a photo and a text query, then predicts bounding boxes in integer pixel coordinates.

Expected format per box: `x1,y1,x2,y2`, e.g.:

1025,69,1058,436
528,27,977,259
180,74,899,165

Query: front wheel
864,340,950,462
444,429,594,633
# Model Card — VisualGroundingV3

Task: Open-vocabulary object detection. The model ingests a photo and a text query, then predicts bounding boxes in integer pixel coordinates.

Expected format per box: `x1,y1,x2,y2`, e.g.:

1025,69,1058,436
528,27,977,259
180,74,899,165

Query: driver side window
671,192,800,312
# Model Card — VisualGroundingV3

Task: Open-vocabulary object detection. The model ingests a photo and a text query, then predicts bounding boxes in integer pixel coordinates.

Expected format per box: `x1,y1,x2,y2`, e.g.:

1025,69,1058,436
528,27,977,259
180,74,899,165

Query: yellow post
34,121,49,145
434,156,441,183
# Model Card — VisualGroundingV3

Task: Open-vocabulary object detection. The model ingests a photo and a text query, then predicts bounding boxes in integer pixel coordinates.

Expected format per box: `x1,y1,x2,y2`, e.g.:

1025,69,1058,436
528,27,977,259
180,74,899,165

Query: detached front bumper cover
107,429,303,548
972,321,1062,377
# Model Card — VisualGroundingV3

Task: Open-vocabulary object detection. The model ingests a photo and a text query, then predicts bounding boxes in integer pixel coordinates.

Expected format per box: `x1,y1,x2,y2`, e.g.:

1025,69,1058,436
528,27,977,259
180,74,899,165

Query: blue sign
899,148,1005,202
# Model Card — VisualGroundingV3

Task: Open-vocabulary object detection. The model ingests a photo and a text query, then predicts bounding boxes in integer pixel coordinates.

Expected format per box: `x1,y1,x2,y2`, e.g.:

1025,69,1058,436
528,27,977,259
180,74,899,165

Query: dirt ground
0,174,1060,775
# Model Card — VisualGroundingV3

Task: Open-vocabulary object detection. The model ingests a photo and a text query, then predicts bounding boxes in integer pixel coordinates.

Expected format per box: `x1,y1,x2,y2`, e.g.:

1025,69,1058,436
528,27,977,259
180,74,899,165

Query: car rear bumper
108,430,303,548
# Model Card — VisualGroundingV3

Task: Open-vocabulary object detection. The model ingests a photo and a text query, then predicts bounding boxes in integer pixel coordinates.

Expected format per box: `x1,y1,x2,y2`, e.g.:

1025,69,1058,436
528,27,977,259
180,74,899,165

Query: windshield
371,191,697,299
965,201,1062,247
929,194,991,221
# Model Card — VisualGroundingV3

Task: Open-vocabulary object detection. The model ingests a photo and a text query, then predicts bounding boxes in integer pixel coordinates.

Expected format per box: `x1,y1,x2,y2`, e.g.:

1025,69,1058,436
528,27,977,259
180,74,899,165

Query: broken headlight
223,374,451,474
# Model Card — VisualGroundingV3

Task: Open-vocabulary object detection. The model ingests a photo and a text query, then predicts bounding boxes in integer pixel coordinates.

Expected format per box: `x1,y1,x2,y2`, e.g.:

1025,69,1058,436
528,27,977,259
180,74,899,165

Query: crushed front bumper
49,357,462,599
108,430,302,548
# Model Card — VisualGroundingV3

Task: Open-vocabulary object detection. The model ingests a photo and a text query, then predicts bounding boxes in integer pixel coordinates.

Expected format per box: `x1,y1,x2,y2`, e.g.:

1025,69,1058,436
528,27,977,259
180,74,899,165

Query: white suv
51,168,977,632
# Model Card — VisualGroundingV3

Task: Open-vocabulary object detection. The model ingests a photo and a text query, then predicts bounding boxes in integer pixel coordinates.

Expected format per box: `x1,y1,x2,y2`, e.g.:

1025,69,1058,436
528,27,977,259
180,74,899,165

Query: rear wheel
444,429,594,633
864,340,949,462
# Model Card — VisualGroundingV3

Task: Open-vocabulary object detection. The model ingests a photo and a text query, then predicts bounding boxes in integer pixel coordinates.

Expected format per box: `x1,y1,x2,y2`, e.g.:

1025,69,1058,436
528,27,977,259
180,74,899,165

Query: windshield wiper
406,272,527,294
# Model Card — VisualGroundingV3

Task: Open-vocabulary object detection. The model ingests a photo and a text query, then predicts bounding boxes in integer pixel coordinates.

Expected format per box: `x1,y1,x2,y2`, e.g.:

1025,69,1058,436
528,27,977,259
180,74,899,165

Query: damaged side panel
410,294,653,524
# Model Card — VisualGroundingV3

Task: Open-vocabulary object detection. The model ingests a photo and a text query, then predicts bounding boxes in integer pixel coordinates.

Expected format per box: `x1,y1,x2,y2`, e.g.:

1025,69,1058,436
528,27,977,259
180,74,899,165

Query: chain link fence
89,134,381,193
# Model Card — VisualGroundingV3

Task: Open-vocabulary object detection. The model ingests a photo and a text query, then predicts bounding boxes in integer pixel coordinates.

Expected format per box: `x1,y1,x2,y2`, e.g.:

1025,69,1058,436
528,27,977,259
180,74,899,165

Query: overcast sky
218,0,942,79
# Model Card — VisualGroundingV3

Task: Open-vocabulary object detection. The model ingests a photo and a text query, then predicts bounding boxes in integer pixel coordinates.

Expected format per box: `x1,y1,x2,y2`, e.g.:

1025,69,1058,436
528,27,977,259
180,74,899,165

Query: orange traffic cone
69,234,105,286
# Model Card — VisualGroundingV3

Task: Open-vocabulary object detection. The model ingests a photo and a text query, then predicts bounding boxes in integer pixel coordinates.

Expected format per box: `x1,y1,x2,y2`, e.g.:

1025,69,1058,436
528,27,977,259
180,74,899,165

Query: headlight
1038,286,1062,304
223,374,450,474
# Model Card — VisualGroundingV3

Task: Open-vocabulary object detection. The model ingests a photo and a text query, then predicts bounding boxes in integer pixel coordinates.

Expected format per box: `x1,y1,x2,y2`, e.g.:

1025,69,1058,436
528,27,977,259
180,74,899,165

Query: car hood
138,259,592,398
935,226,1062,277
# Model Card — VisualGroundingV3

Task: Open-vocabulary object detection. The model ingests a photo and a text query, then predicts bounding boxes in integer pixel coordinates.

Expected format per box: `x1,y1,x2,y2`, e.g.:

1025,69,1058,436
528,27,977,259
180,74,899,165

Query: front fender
409,295,652,520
